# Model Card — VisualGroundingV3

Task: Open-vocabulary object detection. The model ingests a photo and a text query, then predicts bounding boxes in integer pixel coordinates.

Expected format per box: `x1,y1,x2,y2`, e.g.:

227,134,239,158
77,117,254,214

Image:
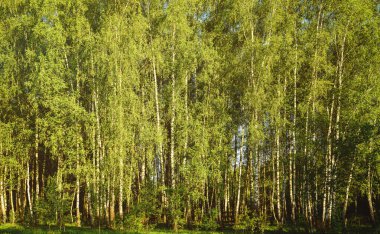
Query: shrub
233,213,264,233
199,209,219,231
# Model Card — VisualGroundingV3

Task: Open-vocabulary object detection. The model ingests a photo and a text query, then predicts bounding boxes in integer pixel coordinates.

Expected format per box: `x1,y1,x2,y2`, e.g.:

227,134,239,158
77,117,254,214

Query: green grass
1,224,117,234
0,223,288,234
0,224,379,234
0,224,232,234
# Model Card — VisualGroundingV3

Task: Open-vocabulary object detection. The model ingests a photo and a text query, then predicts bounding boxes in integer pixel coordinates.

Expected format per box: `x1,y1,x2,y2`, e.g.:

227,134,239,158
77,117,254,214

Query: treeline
0,0,379,232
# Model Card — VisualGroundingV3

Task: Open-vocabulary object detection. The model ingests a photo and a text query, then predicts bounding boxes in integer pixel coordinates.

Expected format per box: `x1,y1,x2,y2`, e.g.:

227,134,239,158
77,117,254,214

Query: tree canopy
0,0,379,232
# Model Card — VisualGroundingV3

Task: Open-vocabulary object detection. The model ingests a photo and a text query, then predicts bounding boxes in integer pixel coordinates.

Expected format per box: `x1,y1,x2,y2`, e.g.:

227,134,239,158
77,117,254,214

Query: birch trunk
367,161,375,225
343,161,354,228
86,176,93,225
26,161,33,218
118,155,124,220
170,24,176,190
290,30,298,224
184,72,189,167
254,141,260,213
35,123,39,204
110,169,115,226
94,85,103,223
276,127,282,224
235,128,244,223
105,178,110,226
271,153,277,223
330,23,348,226
10,177,15,223
0,168,6,223
152,57,166,219
224,164,228,214
324,92,335,227
57,155,63,229
311,5,323,226
76,139,81,227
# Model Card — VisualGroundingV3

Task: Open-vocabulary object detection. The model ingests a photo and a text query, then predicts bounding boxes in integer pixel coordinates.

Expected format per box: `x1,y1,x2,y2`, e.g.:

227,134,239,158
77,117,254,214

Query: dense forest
0,0,379,232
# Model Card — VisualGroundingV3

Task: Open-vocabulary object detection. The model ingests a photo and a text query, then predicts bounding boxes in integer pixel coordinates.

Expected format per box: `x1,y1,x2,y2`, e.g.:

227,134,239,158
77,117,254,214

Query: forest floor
0,223,378,234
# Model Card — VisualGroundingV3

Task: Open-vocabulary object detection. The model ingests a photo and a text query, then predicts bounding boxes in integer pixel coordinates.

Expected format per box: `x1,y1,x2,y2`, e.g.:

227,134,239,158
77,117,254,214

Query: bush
121,184,158,231
199,209,219,231
233,213,264,233
124,213,148,231
36,176,70,226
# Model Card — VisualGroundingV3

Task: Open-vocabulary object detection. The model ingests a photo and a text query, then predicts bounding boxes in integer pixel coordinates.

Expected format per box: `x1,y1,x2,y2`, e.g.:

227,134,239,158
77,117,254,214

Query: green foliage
122,185,159,231
199,209,219,231
0,0,379,232
244,215,264,233
123,214,149,231
36,177,71,226
232,213,264,233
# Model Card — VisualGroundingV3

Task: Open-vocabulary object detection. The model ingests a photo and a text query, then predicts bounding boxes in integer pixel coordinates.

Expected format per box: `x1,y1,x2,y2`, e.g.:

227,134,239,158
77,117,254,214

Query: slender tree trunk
0,168,6,223
262,153,266,219
282,65,288,224
324,94,334,227
290,31,298,224
57,155,63,229
17,168,23,221
152,56,166,221
76,139,81,227
254,142,260,214
224,154,229,220
86,176,93,226
235,128,244,223
41,151,46,197
0,144,3,223
367,161,375,225
91,122,97,225
35,122,39,205
110,169,115,226
10,178,15,224
233,134,237,220
281,155,287,225
304,95,312,227
118,155,124,220
94,85,103,224
271,147,277,223
26,161,33,219
170,24,177,191
343,161,354,228
331,23,348,226
276,127,282,224
170,24,177,231
251,109,260,216
105,178,110,226
184,72,189,166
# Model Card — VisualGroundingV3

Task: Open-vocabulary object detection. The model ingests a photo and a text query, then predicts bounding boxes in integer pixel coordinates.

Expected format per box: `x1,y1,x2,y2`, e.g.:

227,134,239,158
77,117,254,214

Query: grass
0,224,232,234
0,223,280,234
1,224,118,234
0,223,379,234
